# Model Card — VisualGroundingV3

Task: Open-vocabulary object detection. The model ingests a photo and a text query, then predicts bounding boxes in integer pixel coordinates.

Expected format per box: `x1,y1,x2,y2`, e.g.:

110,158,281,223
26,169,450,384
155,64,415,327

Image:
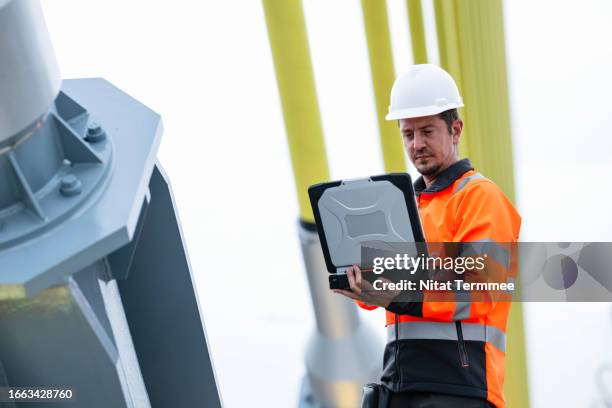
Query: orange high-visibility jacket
358,158,521,408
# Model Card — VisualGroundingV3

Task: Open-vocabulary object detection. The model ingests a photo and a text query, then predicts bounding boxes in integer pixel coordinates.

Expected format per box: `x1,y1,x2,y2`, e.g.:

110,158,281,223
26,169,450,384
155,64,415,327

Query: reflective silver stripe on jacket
453,290,471,320
460,239,510,270
453,172,486,194
387,321,506,352
452,239,511,320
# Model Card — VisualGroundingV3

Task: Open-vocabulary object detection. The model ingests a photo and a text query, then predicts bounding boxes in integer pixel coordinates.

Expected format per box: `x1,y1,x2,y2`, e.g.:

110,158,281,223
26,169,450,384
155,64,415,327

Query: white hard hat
385,64,463,120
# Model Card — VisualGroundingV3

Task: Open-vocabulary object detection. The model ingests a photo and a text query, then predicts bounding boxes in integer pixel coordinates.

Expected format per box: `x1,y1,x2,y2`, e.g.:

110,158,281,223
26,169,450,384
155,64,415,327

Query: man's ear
452,119,464,144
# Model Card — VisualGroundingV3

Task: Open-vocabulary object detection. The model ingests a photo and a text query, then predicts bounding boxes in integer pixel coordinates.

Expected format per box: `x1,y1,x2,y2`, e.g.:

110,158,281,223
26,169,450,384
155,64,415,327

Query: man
333,64,520,408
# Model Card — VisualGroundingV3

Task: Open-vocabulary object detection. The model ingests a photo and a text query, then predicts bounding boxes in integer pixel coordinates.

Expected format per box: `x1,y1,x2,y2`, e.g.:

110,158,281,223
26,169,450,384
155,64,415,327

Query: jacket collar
414,158,474,194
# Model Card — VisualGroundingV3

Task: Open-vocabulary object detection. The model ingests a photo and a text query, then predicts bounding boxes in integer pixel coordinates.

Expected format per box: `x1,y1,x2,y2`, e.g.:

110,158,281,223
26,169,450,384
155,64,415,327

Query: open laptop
308,173,426,289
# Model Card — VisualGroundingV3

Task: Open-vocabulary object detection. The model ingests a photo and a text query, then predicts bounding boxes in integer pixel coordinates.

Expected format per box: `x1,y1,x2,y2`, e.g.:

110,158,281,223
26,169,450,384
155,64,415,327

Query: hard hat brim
385,102,464,121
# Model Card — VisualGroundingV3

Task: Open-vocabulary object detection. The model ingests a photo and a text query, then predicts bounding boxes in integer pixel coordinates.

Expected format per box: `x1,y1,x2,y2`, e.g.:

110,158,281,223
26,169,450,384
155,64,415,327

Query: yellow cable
433,1,528,405
262,0,330,223
406,0,428,64
361,0,407,173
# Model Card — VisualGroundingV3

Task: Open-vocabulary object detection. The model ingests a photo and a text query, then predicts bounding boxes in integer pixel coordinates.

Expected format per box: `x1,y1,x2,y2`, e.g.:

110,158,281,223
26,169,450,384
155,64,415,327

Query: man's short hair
396,109,460,133
438,108,459,134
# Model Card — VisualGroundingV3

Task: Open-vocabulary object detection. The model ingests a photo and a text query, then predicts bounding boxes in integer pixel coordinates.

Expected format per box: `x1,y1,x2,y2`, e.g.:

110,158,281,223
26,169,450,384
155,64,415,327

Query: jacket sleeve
387,180,521,321
356,300,378,311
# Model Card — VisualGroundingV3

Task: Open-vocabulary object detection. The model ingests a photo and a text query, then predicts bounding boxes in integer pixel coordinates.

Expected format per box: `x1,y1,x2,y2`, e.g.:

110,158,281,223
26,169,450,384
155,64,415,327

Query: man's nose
412,133,426,151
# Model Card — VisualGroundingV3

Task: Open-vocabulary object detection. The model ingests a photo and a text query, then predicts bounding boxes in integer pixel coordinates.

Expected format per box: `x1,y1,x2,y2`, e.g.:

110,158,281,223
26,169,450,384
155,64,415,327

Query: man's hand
332,265,401,308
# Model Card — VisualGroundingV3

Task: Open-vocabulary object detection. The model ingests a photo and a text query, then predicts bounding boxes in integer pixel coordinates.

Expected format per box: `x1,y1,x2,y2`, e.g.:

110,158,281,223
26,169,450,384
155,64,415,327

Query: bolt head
86,122,106,143
60,174,82,197
87,122,102,135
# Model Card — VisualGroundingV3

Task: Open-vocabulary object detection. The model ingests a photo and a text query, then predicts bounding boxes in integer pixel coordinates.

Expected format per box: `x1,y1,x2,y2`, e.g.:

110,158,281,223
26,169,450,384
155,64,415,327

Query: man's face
399,114,462,177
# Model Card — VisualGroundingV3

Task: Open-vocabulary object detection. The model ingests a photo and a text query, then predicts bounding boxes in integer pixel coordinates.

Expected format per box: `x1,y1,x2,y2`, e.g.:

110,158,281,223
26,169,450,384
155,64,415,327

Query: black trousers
390,391,494,408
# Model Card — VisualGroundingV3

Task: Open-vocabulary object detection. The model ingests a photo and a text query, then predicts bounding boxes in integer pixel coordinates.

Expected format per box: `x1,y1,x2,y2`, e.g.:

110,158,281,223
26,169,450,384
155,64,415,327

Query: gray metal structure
0,0,222,406
298,225,382,408
0,0,60,150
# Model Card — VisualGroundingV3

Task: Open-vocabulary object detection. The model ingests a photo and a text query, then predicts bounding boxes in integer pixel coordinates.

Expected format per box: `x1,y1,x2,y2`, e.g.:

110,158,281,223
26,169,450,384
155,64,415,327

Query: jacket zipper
455,321,470,368
419,186,469,368
394,315,402,385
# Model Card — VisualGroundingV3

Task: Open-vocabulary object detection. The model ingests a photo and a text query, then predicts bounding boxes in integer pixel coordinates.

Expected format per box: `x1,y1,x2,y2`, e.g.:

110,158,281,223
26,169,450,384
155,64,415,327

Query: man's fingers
354,265,362,288
333,289,360,301
347,267,361,295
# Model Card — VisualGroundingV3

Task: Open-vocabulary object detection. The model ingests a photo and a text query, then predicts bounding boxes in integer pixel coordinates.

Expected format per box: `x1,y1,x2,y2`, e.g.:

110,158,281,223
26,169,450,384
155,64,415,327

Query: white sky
42,0,612,407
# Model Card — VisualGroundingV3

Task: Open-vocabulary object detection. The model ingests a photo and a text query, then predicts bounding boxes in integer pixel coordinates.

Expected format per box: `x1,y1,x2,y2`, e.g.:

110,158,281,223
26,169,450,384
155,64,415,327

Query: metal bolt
85,122,106,143
60,174,82,197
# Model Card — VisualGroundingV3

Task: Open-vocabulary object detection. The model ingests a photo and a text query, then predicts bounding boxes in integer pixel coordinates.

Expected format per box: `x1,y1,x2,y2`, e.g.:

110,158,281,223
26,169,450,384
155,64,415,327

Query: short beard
418,163,442,177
